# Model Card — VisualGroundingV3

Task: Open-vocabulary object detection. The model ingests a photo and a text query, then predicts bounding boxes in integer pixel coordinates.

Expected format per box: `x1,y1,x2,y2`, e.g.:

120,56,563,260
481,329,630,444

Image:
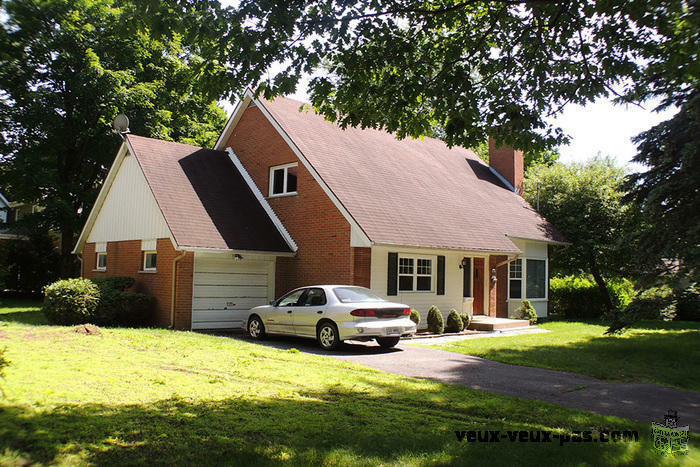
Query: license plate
387,327,401,335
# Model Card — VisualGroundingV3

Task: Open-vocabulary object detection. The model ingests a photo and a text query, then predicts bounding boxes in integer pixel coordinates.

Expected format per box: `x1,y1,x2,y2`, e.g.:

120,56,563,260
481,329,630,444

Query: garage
192,253,275,330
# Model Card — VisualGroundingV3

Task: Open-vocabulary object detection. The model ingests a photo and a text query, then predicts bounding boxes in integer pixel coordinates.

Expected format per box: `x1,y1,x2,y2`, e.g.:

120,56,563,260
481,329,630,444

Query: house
73,90,566,330
0,191,37,240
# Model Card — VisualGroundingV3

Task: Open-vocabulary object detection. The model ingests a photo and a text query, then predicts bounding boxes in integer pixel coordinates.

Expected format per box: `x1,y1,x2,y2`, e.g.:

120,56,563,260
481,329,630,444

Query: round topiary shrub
426,305,444,334
515,300,538,324
445,309,463,333
409,309,421,326
43,278,101,325
460,313,471,331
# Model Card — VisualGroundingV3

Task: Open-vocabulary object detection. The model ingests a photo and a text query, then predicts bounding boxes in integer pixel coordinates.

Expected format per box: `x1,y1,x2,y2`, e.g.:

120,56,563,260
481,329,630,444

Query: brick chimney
489,138,524,194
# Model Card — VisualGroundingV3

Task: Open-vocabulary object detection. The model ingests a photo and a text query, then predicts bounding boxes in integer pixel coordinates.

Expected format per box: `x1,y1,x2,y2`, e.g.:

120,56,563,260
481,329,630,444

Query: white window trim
96,252,107,271
398,255,434,293
142,250,157,271
508,259,523,300
268,162,298,198
507,257,548,301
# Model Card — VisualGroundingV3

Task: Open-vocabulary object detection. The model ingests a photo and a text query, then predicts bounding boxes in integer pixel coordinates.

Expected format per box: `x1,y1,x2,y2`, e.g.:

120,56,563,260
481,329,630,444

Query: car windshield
333,287,386,303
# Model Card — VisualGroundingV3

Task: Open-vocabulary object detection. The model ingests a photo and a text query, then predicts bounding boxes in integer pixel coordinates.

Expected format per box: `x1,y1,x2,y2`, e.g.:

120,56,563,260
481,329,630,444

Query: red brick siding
351,247,371,288
83,239,194,329
226,106,356,296
488,254,508,318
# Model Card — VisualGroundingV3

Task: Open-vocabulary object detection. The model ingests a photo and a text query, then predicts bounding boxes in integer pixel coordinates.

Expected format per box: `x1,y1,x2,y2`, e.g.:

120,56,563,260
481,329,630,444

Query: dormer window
269,163,298,197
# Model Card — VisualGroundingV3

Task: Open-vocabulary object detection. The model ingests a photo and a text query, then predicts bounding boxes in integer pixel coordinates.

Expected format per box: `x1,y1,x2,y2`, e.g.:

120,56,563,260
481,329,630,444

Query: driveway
228,333,700,430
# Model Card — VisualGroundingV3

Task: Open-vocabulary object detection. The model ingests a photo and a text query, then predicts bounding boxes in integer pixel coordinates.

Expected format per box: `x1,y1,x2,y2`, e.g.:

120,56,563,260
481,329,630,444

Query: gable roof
225,93,565,253
74,135,295,254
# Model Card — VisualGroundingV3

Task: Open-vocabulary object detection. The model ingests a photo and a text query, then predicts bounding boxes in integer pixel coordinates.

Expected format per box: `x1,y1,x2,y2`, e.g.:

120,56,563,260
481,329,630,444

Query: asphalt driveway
229,333,700,430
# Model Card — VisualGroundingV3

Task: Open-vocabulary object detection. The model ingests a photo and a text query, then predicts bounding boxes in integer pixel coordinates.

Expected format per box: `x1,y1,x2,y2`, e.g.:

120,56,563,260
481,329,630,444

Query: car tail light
351,309,376,317
402,308,411,315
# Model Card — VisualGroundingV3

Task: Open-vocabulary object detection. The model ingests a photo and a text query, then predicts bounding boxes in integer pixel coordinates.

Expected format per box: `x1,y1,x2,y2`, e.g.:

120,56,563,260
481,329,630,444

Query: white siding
370,245,491,329
86,154,171,243
507,238,549,317
192,252,276,330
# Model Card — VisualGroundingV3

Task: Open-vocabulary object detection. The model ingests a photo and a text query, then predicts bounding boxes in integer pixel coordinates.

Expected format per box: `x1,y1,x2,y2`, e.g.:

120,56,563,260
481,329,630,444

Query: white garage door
192,255,271,330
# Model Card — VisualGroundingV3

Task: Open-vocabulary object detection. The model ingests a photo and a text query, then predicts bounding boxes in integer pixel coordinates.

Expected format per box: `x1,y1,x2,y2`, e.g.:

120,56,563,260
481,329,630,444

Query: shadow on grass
0,385,676,466
0,310,48,326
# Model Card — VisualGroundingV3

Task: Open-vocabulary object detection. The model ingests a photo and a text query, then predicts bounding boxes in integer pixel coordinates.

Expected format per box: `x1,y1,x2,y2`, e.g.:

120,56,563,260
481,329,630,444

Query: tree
172,0,698,153
627,93,700,280
523,158,637,314
0,0,226,277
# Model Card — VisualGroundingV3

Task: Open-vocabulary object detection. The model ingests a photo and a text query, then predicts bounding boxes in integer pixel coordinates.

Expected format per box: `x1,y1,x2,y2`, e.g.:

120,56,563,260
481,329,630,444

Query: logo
651,410,689,456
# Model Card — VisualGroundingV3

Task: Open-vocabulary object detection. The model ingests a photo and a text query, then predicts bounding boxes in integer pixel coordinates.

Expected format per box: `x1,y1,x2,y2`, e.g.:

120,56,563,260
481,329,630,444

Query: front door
473,258,485,315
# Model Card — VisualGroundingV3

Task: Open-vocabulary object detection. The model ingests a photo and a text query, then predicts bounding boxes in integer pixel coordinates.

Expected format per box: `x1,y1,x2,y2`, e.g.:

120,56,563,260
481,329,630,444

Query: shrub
676,283,700,321
624,285,675,320
426,305,444,334
514,300,538,324
460,313,471,331
91,276,135,292
550,275,635,319
116,292,156,327
445,309,463,333
43,278,101,325
409,309,421,326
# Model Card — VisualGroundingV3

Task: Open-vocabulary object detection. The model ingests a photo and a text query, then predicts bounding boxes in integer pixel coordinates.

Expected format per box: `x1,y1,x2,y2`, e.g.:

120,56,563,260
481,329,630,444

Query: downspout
76,252,83,277
170,250,187,329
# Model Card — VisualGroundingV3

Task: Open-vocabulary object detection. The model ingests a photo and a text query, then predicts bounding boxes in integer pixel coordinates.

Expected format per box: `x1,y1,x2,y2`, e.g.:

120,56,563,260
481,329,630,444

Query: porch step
468,316,530,331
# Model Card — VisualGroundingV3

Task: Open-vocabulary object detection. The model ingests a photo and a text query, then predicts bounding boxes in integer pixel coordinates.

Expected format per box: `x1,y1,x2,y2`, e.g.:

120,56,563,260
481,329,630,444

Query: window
96,252,107,270
334,287,385,303
509,259,522,299
526,259,546,299
143,251,157,271
269,163,298,196
277,289,305,307
398,256,433,292
0,209,6,224
301,288,327,306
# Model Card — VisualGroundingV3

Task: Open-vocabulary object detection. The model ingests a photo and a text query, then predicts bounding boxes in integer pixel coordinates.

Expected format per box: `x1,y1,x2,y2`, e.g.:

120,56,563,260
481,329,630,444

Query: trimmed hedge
43,276,155,327
460,313,471,331
677,283,700,321
445,309,463,333
426,305,444,334
43,279,101,325
549,275,635,319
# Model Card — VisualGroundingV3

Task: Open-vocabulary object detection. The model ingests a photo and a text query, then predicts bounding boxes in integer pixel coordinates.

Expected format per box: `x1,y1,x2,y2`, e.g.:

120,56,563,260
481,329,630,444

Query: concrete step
468,316,530,331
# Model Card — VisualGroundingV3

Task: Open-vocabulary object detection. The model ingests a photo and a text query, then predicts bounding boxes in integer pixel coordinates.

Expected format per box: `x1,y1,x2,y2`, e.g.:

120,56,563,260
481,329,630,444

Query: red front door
473,258,485,315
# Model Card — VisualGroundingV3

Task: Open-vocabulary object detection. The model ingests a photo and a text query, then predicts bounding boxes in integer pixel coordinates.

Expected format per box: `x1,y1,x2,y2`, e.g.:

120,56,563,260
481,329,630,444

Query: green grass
0,301,697,465
426,319,700,392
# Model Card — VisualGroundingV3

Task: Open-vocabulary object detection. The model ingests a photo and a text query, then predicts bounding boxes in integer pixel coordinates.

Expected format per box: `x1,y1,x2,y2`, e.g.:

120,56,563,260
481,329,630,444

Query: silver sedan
245,285,416,350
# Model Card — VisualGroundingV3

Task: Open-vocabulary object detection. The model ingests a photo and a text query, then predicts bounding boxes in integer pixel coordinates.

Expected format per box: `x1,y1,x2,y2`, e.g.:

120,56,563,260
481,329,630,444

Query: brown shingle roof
126,135,292,253
257,97,565,252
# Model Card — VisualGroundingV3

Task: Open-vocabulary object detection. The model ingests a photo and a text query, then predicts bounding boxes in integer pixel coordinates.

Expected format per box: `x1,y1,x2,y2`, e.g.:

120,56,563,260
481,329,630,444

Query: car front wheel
376,336,400,349
317,322,340,350
248,315,266,339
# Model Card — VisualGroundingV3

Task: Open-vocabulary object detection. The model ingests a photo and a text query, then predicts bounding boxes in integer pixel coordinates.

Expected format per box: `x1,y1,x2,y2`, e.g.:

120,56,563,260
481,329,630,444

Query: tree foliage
0,0,226,276
627,93,700,280
523,158,638,313
158,0,699,152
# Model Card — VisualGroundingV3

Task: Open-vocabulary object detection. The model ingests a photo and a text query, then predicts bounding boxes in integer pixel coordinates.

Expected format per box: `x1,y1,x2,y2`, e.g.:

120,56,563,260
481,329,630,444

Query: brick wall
226,106,363,296
488,254,509,318
83,238,194,329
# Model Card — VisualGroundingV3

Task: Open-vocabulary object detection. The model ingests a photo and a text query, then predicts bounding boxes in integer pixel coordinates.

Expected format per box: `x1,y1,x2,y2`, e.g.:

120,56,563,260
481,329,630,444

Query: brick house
74,89,565,330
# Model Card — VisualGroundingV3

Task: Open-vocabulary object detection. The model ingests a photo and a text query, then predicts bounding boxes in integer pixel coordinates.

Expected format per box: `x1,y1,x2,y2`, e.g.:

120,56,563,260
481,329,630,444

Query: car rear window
333,287,386,303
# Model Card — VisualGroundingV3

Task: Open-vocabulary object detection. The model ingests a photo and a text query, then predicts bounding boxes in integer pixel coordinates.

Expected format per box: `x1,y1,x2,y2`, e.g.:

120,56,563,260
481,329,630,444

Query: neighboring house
74,90,566,330
0,192,37,240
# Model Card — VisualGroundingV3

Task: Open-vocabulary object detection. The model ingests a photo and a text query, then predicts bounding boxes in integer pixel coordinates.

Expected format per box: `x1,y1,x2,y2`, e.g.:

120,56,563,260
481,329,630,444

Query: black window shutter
437,256,446,295
387,252,398,296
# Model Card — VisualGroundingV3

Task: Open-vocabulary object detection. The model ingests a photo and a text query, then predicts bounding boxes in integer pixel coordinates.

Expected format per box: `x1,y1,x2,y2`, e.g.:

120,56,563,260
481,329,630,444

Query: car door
293,288,328,337
266,288,305,334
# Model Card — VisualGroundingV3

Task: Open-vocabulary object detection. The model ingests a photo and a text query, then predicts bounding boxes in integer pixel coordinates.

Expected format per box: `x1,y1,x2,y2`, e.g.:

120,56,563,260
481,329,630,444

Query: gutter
170,250,188,329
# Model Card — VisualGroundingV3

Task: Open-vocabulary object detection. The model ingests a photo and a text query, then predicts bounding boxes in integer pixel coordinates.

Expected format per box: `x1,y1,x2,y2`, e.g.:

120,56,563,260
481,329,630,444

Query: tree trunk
589,254,613,314
59,227,78,278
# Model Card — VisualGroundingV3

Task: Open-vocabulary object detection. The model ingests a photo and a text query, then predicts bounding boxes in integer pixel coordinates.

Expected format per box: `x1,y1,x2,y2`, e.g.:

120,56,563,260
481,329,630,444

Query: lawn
426,319,700,392
0,299,697,466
